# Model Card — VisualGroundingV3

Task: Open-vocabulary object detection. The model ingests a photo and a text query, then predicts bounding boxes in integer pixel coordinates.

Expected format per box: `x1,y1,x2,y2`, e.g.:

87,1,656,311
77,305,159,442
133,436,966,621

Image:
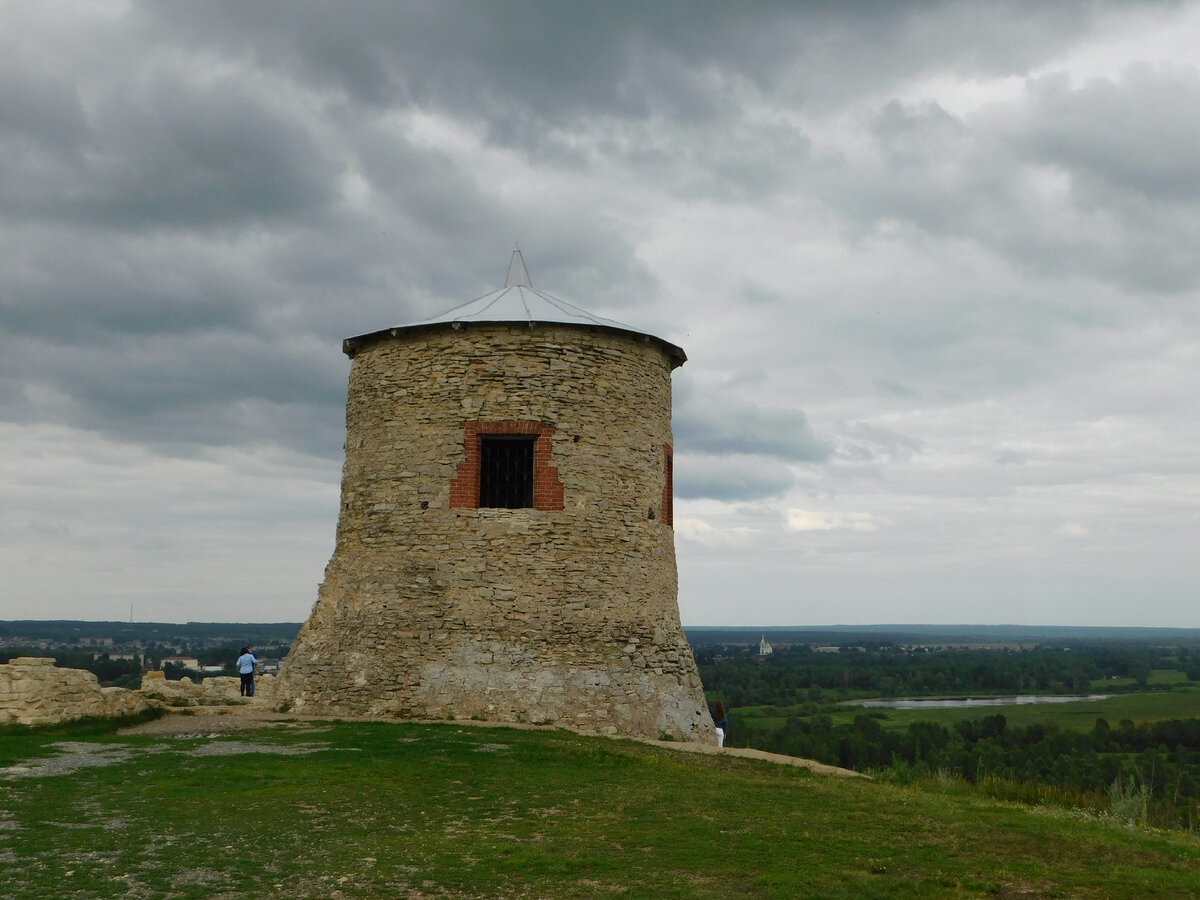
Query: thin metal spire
505,247,533,289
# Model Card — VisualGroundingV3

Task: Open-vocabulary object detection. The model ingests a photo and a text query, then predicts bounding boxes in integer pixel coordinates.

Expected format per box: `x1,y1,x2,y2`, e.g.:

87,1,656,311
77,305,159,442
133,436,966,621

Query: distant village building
159,656,200,671
277,251,715,743
813,645,865,654
758,635,773,656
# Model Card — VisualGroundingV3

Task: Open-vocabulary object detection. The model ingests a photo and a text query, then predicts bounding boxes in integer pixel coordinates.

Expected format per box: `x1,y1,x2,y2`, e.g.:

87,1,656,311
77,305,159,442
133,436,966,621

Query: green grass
1,718,1199,898
1094,669,1194,690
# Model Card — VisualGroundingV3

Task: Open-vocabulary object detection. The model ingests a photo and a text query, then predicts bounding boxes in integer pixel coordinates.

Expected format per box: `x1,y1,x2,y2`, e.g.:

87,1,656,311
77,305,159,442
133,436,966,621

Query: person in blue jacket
236,646,259,697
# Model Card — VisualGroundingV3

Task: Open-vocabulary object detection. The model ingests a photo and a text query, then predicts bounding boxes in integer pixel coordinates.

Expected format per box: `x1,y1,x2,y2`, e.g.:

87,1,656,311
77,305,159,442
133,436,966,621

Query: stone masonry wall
0,658,160,727
138,671,275,706
276,322,715,743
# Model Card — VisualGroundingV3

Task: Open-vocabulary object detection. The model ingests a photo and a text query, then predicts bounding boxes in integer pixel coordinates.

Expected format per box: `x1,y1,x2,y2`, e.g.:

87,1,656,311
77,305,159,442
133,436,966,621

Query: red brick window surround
662,443,674,528
450,421,565,510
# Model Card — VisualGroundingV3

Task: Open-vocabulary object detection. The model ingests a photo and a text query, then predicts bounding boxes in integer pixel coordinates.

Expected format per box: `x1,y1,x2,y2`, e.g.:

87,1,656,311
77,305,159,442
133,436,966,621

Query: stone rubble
0,657,160,726
0,659,281,727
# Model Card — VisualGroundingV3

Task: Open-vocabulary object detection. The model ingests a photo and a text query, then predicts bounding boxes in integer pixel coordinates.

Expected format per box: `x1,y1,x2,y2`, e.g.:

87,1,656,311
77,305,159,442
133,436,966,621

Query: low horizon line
3,618,1199,632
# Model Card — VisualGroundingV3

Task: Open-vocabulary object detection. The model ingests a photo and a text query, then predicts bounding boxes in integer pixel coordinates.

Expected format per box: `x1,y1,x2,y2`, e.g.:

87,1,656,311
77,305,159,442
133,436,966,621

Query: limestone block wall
277,322,715,743
139,672,275,705
0,658,160,727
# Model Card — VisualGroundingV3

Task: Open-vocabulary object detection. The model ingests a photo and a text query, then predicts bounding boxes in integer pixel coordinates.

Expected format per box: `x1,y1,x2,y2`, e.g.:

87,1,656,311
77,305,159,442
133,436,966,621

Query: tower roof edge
343,319,686,369
344,250,686,367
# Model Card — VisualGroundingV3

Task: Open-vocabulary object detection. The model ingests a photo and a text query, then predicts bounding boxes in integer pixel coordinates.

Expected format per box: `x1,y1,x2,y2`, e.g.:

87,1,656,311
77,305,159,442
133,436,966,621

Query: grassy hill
2,715,1198,898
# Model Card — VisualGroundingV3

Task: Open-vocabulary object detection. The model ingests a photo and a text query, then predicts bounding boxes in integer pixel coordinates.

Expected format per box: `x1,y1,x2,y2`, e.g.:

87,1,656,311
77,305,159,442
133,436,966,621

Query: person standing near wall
236,646,259,697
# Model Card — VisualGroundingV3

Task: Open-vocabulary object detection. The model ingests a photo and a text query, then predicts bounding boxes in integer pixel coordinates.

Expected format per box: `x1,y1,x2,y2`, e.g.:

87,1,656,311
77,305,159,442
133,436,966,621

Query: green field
1092,669,1194,690
833,685,1200,733
2,715,1199,898
733,683,1200,734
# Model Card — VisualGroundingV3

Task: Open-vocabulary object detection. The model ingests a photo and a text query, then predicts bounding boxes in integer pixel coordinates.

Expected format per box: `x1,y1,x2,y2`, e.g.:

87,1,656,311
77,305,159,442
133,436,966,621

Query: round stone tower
276,251,714,743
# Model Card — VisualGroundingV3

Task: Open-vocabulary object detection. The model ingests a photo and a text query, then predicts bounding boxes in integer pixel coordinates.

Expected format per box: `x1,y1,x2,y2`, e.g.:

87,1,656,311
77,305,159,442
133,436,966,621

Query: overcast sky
3,1,1199,627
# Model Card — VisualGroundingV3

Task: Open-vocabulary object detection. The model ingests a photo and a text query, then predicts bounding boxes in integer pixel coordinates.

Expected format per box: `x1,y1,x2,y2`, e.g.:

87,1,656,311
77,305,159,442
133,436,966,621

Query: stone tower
276,251,714,743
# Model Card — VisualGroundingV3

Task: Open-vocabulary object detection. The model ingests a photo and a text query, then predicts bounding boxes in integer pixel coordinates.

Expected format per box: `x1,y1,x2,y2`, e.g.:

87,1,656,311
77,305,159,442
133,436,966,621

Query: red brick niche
450,421,565,510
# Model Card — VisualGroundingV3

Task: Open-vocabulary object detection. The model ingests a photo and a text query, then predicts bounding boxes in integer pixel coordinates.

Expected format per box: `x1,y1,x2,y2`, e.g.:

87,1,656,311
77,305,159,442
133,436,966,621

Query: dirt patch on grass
642,740,862,776
115,707,320,737
0,742,149,779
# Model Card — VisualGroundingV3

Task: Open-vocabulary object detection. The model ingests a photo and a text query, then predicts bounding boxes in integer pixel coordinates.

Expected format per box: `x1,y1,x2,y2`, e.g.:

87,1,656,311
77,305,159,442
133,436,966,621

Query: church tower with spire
276,251,714,743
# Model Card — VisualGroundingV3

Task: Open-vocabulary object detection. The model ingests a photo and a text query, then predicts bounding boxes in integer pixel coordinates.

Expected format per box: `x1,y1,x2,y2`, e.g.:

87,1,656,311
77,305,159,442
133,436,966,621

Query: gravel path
115,706,306,737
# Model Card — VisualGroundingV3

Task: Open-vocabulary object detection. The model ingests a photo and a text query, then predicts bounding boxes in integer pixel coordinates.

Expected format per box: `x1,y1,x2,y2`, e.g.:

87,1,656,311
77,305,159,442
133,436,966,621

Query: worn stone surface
138,673,275,706
0,658,161,726
276,322,715,743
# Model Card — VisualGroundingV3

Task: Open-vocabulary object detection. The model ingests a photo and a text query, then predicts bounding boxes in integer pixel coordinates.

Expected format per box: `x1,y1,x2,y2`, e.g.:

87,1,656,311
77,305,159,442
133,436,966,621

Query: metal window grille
479,435,536,508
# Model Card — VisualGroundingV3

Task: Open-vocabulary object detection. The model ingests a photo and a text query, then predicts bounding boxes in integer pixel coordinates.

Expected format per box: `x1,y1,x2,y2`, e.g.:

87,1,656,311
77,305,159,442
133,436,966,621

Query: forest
697,640,1200,831
0,644,294,688
696,641,1200,702
0,620,301,686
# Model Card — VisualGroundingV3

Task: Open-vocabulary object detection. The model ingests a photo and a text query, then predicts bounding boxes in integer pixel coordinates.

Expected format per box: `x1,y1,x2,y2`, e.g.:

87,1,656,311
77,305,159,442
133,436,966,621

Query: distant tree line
697,643,1200,707
1,642,292,686
0,620,301,645
697,642,1200,830
736,712,1200,830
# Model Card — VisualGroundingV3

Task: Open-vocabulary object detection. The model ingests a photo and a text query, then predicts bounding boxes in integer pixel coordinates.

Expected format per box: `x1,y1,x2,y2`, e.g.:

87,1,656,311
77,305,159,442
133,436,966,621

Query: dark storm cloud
0,0,1183,465
1,232,254,341
671,380,831,502
838,422,923,464
0,56,89,154
676,454,795,503
820,63,1200,296
3,0,1199,625
0,4,358,460
134,1,1121,134
0,327,348,456
0,67,337,229
1022,66,1200,202
675,400,831,462
137,0,792,120
1012,67,1200,292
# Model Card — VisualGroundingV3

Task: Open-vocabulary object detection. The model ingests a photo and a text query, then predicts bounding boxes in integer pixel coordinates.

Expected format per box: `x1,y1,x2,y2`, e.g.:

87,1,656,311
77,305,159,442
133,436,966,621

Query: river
853,694,1110,710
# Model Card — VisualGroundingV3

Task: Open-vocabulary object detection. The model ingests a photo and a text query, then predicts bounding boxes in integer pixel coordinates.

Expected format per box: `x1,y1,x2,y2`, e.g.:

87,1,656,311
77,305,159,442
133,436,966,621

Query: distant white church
758,635,773,656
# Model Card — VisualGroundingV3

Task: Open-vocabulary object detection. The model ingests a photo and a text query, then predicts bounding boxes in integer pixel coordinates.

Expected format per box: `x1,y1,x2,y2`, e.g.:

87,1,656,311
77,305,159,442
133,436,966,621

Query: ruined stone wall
138,672,275,706
0,658,160,726
277,323,715,742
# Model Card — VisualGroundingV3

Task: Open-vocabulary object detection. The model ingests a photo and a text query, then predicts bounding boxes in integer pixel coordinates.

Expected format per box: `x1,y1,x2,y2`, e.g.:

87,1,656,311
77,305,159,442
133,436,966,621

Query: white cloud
786,509,885,533
674,516,760,549
1056,523,1091,538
